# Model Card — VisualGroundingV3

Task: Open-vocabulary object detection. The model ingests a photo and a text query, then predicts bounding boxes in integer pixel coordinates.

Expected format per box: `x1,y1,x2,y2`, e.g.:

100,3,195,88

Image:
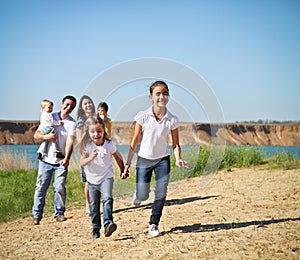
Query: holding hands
120,164,130,179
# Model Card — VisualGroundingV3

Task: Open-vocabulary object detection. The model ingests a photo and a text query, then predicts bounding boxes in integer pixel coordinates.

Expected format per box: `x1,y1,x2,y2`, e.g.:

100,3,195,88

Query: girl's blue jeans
136,155,170,226
32,161,68,220
88,178,114,229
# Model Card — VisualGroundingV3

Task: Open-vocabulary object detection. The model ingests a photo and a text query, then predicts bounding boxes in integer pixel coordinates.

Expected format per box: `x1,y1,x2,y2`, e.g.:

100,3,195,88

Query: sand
0,168,299,259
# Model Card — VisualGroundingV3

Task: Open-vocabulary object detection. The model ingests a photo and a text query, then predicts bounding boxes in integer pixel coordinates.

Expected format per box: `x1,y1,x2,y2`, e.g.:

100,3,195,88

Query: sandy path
0,168,299,259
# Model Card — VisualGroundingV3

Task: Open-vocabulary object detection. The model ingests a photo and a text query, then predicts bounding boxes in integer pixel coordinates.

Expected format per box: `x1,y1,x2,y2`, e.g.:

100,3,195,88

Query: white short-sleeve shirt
40,111,56,127
83,140,116,185
135,106,179,160
43,112,76,164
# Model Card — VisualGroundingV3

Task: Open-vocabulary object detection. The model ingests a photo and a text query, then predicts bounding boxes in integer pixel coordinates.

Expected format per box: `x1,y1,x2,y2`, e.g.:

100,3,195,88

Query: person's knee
136,189,150,201
102,194,113,204
136,182,151,200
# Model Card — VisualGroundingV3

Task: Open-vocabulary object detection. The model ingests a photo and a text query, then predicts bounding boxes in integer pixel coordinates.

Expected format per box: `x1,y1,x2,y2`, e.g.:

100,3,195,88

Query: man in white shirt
32,95,77,225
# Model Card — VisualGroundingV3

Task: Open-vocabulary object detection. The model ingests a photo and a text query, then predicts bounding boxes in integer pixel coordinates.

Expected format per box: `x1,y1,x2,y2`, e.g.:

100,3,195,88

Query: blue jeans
88,178,114,229
37,126,60,154
32,161,68,220
136,155,170,225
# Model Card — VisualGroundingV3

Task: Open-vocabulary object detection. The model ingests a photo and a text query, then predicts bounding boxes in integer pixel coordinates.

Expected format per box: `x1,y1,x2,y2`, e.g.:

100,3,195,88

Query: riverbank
1,121,300,146
0,168,299,259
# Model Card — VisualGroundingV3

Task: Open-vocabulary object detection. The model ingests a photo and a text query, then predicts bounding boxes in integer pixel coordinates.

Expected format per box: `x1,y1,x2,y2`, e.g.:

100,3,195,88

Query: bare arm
113,150,125,177
80,149,98,167
123,123,142,174
60,135,75,167
171,128,189,168
34,126,56,143
122,123,142,176
76,128,83,143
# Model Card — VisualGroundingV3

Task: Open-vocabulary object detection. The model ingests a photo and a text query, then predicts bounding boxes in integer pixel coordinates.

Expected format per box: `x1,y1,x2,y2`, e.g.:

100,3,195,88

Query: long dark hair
77,95,96,120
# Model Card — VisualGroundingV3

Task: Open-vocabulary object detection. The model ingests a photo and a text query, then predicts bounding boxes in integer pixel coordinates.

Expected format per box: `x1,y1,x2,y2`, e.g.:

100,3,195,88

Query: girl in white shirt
124,81,189,237
77,116,128,239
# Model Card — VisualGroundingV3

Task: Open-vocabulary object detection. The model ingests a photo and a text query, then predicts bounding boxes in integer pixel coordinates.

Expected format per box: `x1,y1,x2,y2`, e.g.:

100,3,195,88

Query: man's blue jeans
32,161,68,220
88,178,114,229
136,155,170,225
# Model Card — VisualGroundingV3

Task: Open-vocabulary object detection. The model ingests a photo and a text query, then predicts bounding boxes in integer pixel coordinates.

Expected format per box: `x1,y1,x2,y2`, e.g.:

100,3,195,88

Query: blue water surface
0,145,299,169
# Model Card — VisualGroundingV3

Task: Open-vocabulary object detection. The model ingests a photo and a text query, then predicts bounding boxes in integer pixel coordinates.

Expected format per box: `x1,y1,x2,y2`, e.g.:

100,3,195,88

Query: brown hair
149,80,169,94
77,115,110,153
77,95,96,120
97,102,109,114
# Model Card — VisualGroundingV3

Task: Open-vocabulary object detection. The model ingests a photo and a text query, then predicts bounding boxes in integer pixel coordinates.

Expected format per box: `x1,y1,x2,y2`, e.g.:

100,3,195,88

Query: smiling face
150,83,169,108
88,123,105,146
98,107,107,117
60,98,76,119
42,103,53,113
82,98,94,116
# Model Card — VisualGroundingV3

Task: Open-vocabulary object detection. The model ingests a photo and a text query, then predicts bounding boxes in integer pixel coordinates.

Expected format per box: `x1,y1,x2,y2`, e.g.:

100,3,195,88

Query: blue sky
0,0,299,123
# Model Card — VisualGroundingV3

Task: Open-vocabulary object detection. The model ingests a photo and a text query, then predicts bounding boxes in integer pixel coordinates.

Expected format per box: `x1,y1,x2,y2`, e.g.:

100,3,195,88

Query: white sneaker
148,224,161,237
132,193,141,206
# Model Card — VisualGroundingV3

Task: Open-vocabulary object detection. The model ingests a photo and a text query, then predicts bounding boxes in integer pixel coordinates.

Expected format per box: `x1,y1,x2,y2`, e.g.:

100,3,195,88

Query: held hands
120,164,130,179
176,159,190,168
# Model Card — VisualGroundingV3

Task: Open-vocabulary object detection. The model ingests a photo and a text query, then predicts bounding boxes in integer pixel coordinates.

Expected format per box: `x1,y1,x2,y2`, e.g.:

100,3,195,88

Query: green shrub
191,145,264,176
0,169,86,223
0,170,37,222
267,152,300,170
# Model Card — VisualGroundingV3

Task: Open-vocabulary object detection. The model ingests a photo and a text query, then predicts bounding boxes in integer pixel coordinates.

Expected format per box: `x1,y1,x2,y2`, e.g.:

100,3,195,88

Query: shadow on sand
166,217,300,234
113,194,300,239
114,195,219,214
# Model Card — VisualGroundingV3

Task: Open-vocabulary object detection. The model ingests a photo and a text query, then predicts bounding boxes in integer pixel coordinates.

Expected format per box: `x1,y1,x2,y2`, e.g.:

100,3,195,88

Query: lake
1,145,300,169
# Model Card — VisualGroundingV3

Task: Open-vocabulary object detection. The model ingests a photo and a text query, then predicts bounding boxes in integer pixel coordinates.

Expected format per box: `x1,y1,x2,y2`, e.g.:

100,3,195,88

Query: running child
123,80,189,237
77,115,128,239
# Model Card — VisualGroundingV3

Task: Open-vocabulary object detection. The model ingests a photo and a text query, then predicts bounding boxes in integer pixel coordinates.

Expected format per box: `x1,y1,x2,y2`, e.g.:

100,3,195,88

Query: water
0,145,132,168
0,145,300,168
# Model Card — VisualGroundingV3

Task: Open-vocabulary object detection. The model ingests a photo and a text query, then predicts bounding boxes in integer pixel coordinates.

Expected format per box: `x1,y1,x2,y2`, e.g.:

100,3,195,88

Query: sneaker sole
55,216,67,222
149,232,161,237
32,218,40,225
105,223,117,237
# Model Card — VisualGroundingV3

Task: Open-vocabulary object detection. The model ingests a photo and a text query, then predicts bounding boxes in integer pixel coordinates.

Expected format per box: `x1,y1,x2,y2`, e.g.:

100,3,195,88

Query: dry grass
0,150,33,171
0,149,81,172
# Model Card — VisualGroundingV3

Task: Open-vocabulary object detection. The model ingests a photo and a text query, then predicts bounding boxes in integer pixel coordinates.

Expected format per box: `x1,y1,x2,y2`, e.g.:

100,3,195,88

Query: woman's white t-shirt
83,140,116,185
135,106,179,160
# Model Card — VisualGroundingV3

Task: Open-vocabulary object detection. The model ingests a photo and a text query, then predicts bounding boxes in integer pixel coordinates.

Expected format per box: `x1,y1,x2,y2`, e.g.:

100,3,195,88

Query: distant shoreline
0,121,299,146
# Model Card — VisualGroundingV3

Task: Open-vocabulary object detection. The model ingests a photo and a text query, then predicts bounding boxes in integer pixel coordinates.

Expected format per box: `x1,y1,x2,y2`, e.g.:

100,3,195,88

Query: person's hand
120,164,130,179
176,159,189,168
46,129,56,142
60,158,69,167
120,171,129,179
91,149,98,159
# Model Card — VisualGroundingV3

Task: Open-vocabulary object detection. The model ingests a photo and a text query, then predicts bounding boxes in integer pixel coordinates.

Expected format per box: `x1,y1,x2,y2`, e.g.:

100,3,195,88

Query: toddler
37,99,64,160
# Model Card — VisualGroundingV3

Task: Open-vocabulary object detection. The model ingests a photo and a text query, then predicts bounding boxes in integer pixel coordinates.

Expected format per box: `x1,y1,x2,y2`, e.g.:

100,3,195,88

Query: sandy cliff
193,123,300,146
0,121,299,146
0,121,39,145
